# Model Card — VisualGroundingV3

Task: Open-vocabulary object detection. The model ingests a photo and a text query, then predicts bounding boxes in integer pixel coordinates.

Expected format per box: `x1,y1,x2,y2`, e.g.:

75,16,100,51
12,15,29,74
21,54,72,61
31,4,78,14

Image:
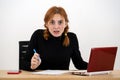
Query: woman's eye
50,20,55,25
58,20,63,25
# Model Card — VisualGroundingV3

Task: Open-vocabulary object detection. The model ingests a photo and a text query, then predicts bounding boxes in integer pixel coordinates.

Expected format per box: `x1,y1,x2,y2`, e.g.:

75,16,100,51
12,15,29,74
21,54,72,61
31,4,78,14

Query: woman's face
46,14,67,37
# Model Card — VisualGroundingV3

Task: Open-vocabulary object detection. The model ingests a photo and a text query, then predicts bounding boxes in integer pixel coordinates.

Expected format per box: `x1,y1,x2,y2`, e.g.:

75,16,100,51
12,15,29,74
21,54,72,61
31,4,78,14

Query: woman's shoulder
67,32,78,45
67,32,77,38
33,29,45,35
34,29,44,33
31,29,45,38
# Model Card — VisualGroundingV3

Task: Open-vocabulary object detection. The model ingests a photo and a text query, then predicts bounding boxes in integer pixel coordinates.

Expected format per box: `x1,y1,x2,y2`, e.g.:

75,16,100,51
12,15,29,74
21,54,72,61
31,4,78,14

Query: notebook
72,47,118,76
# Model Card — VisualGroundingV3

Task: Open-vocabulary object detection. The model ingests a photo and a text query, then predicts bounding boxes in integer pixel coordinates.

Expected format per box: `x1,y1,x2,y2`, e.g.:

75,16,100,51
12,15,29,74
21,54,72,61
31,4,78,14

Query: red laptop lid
87,47,117,72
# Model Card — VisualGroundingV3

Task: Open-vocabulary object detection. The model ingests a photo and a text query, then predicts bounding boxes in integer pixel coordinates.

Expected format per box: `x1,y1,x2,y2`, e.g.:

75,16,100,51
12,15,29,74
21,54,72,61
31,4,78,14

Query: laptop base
72,71,110,76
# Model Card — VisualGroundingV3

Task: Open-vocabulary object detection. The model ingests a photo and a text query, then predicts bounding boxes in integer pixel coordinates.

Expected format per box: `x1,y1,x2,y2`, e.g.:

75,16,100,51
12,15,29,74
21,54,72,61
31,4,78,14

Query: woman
26,6,88,70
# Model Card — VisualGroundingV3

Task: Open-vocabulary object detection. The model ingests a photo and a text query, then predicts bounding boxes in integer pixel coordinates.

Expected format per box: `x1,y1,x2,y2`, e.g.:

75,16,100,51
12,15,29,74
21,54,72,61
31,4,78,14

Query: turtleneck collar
48,32,65,41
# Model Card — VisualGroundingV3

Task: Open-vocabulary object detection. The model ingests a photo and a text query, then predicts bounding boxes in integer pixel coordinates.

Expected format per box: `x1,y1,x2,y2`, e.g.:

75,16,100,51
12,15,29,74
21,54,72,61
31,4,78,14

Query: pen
33,49,41,62
33,49,37,53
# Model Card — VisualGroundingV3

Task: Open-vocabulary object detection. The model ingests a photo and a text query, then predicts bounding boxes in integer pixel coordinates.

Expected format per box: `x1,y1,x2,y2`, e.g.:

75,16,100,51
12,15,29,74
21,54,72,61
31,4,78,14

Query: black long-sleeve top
25,29,88,71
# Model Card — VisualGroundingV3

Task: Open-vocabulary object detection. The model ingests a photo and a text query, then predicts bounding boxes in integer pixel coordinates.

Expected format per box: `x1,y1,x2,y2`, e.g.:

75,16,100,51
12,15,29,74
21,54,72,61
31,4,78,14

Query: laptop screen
87,47,118,72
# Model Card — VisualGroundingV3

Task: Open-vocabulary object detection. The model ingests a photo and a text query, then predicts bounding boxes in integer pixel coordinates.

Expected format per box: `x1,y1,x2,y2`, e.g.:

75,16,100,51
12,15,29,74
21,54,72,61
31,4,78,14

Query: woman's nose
54,23,59,28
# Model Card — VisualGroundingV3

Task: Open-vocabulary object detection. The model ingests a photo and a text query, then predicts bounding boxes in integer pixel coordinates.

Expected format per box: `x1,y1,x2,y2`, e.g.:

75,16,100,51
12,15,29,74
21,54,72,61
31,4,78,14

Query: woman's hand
30,53,41,70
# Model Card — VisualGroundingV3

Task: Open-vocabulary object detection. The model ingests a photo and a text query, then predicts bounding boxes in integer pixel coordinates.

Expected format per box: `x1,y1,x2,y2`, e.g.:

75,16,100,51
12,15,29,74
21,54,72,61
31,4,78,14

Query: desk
0,70,120,80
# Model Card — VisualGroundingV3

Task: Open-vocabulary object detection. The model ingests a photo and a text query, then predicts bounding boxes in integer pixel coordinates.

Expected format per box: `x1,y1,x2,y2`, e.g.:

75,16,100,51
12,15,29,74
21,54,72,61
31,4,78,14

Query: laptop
72,47,118,76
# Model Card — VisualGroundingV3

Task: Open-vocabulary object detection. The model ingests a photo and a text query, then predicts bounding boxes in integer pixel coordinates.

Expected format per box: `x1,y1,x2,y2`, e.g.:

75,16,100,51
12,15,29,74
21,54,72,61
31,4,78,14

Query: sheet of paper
32,70,69,75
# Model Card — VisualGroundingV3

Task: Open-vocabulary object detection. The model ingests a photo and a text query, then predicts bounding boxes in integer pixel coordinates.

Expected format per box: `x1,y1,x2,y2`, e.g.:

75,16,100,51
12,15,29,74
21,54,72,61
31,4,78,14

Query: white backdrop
0,0,120,70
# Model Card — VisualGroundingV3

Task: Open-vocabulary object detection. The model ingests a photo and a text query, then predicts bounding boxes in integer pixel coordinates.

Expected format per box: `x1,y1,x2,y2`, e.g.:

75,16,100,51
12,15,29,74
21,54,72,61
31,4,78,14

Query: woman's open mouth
53,30,60,34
